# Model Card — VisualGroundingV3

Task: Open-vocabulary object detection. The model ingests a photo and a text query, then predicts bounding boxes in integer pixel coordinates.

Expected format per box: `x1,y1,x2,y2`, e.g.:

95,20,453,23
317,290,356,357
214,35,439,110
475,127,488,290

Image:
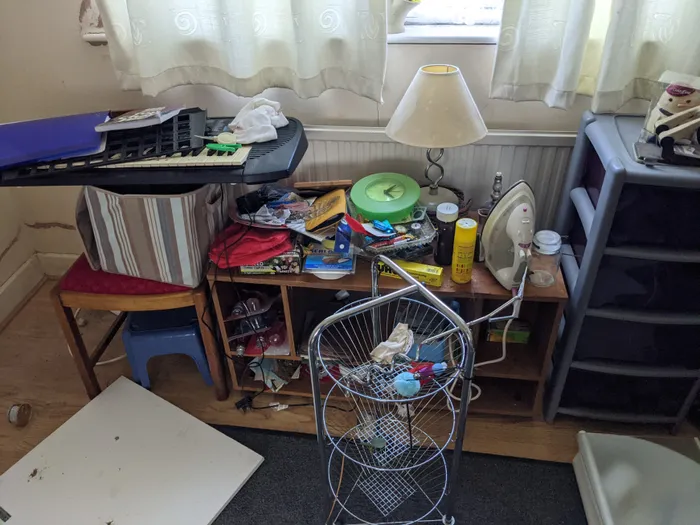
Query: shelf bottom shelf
454,377,536,417
237,374,535,418
238,372,342,399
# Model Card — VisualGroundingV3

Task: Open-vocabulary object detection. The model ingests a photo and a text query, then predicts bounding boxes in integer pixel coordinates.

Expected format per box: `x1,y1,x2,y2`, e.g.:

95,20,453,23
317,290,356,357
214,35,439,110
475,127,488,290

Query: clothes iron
481,180,535,290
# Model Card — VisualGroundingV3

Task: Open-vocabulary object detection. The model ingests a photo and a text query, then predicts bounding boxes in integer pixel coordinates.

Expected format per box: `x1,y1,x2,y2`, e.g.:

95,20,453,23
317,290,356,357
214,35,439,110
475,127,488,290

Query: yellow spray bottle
451,218,478,284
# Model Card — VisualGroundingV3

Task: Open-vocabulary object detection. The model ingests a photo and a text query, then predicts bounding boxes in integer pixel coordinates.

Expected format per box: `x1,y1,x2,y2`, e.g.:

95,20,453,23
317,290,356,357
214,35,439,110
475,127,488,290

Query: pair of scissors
206,143,242,152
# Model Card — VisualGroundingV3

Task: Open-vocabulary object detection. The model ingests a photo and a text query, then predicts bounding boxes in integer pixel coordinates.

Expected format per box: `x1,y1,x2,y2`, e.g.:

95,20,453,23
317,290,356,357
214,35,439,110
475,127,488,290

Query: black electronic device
0,109,307,187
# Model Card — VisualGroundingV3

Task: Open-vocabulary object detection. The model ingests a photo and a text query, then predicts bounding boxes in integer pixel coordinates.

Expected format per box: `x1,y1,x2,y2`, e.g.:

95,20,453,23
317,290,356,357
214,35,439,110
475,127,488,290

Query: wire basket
328,444,448,525
314,296,468,403
323,382,456,470
309,256,481,525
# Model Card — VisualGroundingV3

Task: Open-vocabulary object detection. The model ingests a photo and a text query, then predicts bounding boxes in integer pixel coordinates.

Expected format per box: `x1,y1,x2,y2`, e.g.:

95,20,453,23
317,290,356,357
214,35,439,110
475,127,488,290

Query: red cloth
60,255,190,295
209,223,293,268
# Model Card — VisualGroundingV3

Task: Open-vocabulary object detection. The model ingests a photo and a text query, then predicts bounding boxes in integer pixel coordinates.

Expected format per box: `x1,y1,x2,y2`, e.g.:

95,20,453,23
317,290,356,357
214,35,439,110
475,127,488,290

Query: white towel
228,98,289,144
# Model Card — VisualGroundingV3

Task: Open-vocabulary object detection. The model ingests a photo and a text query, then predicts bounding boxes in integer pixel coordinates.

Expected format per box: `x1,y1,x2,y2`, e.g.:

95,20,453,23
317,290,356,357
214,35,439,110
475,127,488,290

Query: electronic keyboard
0,115,307,187
101,145,251,169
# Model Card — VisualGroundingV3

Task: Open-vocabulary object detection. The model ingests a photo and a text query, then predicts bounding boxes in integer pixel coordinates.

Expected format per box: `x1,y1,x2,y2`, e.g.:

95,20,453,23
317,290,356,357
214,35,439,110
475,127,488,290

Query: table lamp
386,64,488,212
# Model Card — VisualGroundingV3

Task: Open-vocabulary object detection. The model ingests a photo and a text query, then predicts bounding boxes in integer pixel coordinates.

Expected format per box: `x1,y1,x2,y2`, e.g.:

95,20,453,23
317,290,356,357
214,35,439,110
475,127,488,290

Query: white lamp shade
386,64,488,149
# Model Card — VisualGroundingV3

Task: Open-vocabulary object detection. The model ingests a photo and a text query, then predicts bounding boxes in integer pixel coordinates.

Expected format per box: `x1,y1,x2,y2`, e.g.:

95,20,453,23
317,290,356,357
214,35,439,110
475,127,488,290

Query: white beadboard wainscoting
292,127,576,228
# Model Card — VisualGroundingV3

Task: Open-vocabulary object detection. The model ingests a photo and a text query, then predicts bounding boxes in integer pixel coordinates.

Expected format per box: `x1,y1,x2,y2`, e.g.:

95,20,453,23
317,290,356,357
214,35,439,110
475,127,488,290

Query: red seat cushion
60,255,190,295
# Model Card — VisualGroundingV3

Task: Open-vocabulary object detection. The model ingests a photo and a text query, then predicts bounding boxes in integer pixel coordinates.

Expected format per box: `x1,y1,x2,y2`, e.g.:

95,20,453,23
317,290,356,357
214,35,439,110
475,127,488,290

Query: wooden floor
1,282,697,474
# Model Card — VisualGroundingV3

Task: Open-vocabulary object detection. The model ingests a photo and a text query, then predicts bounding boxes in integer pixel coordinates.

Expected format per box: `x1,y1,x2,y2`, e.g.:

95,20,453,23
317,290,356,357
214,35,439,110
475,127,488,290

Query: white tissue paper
239,205,290,227
370,323,414,364
228,98,289,144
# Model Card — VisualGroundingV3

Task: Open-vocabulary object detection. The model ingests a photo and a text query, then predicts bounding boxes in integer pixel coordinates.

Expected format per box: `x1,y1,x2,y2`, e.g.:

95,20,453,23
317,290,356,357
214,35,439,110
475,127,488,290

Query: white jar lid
436,202,459,223
533,230,562,255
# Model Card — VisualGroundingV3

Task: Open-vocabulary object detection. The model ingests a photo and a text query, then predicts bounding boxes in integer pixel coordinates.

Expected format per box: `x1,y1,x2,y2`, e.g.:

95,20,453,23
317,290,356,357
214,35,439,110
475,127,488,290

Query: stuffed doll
645,84,700,134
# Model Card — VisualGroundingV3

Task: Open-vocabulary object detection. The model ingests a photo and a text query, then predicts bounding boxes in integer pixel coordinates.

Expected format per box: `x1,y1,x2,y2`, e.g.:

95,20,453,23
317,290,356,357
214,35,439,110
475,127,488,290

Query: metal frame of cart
308,255,526,525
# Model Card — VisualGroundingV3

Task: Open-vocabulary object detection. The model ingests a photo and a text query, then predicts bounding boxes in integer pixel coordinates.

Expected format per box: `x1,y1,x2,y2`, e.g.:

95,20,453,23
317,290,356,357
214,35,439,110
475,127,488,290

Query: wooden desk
208,260,567,419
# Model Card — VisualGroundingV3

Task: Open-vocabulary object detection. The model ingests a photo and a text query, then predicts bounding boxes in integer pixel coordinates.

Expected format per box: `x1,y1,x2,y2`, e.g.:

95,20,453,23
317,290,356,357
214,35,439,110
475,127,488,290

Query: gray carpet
213,426,586,525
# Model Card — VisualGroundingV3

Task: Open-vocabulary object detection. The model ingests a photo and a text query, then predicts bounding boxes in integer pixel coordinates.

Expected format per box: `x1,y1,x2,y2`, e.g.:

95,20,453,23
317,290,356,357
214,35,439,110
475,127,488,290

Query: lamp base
419,186,459,213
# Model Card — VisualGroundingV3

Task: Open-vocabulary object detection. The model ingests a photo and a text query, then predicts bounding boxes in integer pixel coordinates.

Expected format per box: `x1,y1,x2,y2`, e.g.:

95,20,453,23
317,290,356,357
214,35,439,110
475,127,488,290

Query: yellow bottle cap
456,218,477,229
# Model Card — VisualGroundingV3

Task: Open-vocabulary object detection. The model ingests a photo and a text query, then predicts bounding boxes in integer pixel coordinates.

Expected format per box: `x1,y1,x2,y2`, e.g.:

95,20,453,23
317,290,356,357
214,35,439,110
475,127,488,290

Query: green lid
350,173,420,222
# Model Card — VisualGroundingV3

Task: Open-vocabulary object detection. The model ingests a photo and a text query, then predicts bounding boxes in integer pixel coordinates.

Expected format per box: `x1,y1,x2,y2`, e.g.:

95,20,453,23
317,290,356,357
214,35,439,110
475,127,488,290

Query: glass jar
529,230,562,287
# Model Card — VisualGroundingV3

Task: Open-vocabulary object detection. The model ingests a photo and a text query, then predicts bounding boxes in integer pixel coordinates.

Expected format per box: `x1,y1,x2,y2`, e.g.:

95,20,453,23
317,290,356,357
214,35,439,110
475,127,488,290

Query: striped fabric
77,185,227,287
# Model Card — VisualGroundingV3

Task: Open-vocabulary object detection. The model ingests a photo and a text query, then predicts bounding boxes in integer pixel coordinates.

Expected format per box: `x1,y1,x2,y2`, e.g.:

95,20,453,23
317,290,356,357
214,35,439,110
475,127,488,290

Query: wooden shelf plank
208,259,568,303
240,374,534,418
239,372,341,399
210,282,239,390
474,341,541,381
280,285,297,357
468,379,536,417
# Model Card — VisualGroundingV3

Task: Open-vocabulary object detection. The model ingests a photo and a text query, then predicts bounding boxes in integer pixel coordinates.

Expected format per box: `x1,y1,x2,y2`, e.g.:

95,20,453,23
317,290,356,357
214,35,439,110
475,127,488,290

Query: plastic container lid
436,202,459,223
533,230,562,255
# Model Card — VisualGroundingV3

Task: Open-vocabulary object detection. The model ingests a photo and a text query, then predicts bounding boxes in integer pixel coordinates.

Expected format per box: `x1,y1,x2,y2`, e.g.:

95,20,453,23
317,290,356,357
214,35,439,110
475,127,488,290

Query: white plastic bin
574,431,700,525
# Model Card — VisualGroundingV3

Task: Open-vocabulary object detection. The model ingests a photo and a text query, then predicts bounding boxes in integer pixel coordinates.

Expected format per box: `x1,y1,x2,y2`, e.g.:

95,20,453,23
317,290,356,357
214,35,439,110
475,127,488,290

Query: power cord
447,292,518,408
326,453,345,524
252,402,354,412
234,394,354,413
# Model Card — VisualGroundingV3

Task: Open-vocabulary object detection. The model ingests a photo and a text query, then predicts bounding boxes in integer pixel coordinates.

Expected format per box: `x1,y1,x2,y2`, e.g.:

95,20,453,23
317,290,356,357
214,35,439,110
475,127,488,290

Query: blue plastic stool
121,306,214,389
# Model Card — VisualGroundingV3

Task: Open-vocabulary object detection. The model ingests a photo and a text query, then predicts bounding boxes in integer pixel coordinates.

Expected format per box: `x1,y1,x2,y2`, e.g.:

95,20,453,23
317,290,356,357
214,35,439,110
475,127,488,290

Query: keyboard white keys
101,146,251,169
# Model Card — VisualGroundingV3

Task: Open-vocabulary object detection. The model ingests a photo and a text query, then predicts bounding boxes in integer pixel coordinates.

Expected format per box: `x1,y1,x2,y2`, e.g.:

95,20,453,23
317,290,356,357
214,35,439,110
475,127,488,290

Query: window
406,0,504,27
388,0,503,44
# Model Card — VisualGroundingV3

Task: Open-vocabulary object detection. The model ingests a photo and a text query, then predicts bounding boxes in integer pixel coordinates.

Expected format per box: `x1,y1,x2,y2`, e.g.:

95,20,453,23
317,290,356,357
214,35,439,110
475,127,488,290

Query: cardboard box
239,246,302,275
487,320,531,344
377,259,443,287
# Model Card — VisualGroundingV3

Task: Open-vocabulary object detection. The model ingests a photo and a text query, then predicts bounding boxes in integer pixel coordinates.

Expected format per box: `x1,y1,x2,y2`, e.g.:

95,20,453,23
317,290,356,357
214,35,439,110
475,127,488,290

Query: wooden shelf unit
208,260,567,419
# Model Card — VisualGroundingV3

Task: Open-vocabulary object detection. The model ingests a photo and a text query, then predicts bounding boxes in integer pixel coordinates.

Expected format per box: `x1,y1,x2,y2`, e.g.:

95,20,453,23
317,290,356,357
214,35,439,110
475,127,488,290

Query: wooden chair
51,255,228,401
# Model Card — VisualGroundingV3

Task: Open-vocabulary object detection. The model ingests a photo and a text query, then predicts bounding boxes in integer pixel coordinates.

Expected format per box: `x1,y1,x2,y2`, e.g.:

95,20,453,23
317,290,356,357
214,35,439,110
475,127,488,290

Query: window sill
388,25,499,45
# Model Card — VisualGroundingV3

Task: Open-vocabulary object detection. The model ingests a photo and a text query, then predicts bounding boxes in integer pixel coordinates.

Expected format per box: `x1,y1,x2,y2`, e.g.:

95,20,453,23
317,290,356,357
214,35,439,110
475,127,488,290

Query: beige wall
0,0,593,257
0,191,33,286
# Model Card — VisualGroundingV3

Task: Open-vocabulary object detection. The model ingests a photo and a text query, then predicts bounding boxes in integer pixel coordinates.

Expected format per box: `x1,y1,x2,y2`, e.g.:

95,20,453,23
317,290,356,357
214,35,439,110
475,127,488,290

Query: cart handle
370,255,473,345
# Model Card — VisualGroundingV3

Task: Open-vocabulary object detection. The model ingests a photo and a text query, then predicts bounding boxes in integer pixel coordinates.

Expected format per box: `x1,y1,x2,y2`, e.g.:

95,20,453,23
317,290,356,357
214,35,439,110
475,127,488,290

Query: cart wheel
442,516,455,525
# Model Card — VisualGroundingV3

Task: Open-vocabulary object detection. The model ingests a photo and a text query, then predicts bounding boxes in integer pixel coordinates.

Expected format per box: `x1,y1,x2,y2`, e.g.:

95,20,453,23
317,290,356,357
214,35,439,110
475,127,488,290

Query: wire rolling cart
309,256,526,525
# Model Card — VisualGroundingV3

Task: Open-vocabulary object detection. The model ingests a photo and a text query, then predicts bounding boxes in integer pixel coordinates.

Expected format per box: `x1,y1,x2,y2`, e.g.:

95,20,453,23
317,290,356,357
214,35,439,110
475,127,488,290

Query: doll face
658,84,700,115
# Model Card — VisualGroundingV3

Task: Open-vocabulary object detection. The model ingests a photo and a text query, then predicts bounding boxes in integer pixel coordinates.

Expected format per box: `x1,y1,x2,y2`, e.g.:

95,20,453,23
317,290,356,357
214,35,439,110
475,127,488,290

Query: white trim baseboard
0,255,46,330
36,253,80,278
0,253,80,331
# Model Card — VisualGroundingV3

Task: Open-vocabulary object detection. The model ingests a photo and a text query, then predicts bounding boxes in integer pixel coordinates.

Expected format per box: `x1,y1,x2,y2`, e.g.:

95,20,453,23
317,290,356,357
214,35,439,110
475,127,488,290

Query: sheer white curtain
96,0,388,102
490,0,700,112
